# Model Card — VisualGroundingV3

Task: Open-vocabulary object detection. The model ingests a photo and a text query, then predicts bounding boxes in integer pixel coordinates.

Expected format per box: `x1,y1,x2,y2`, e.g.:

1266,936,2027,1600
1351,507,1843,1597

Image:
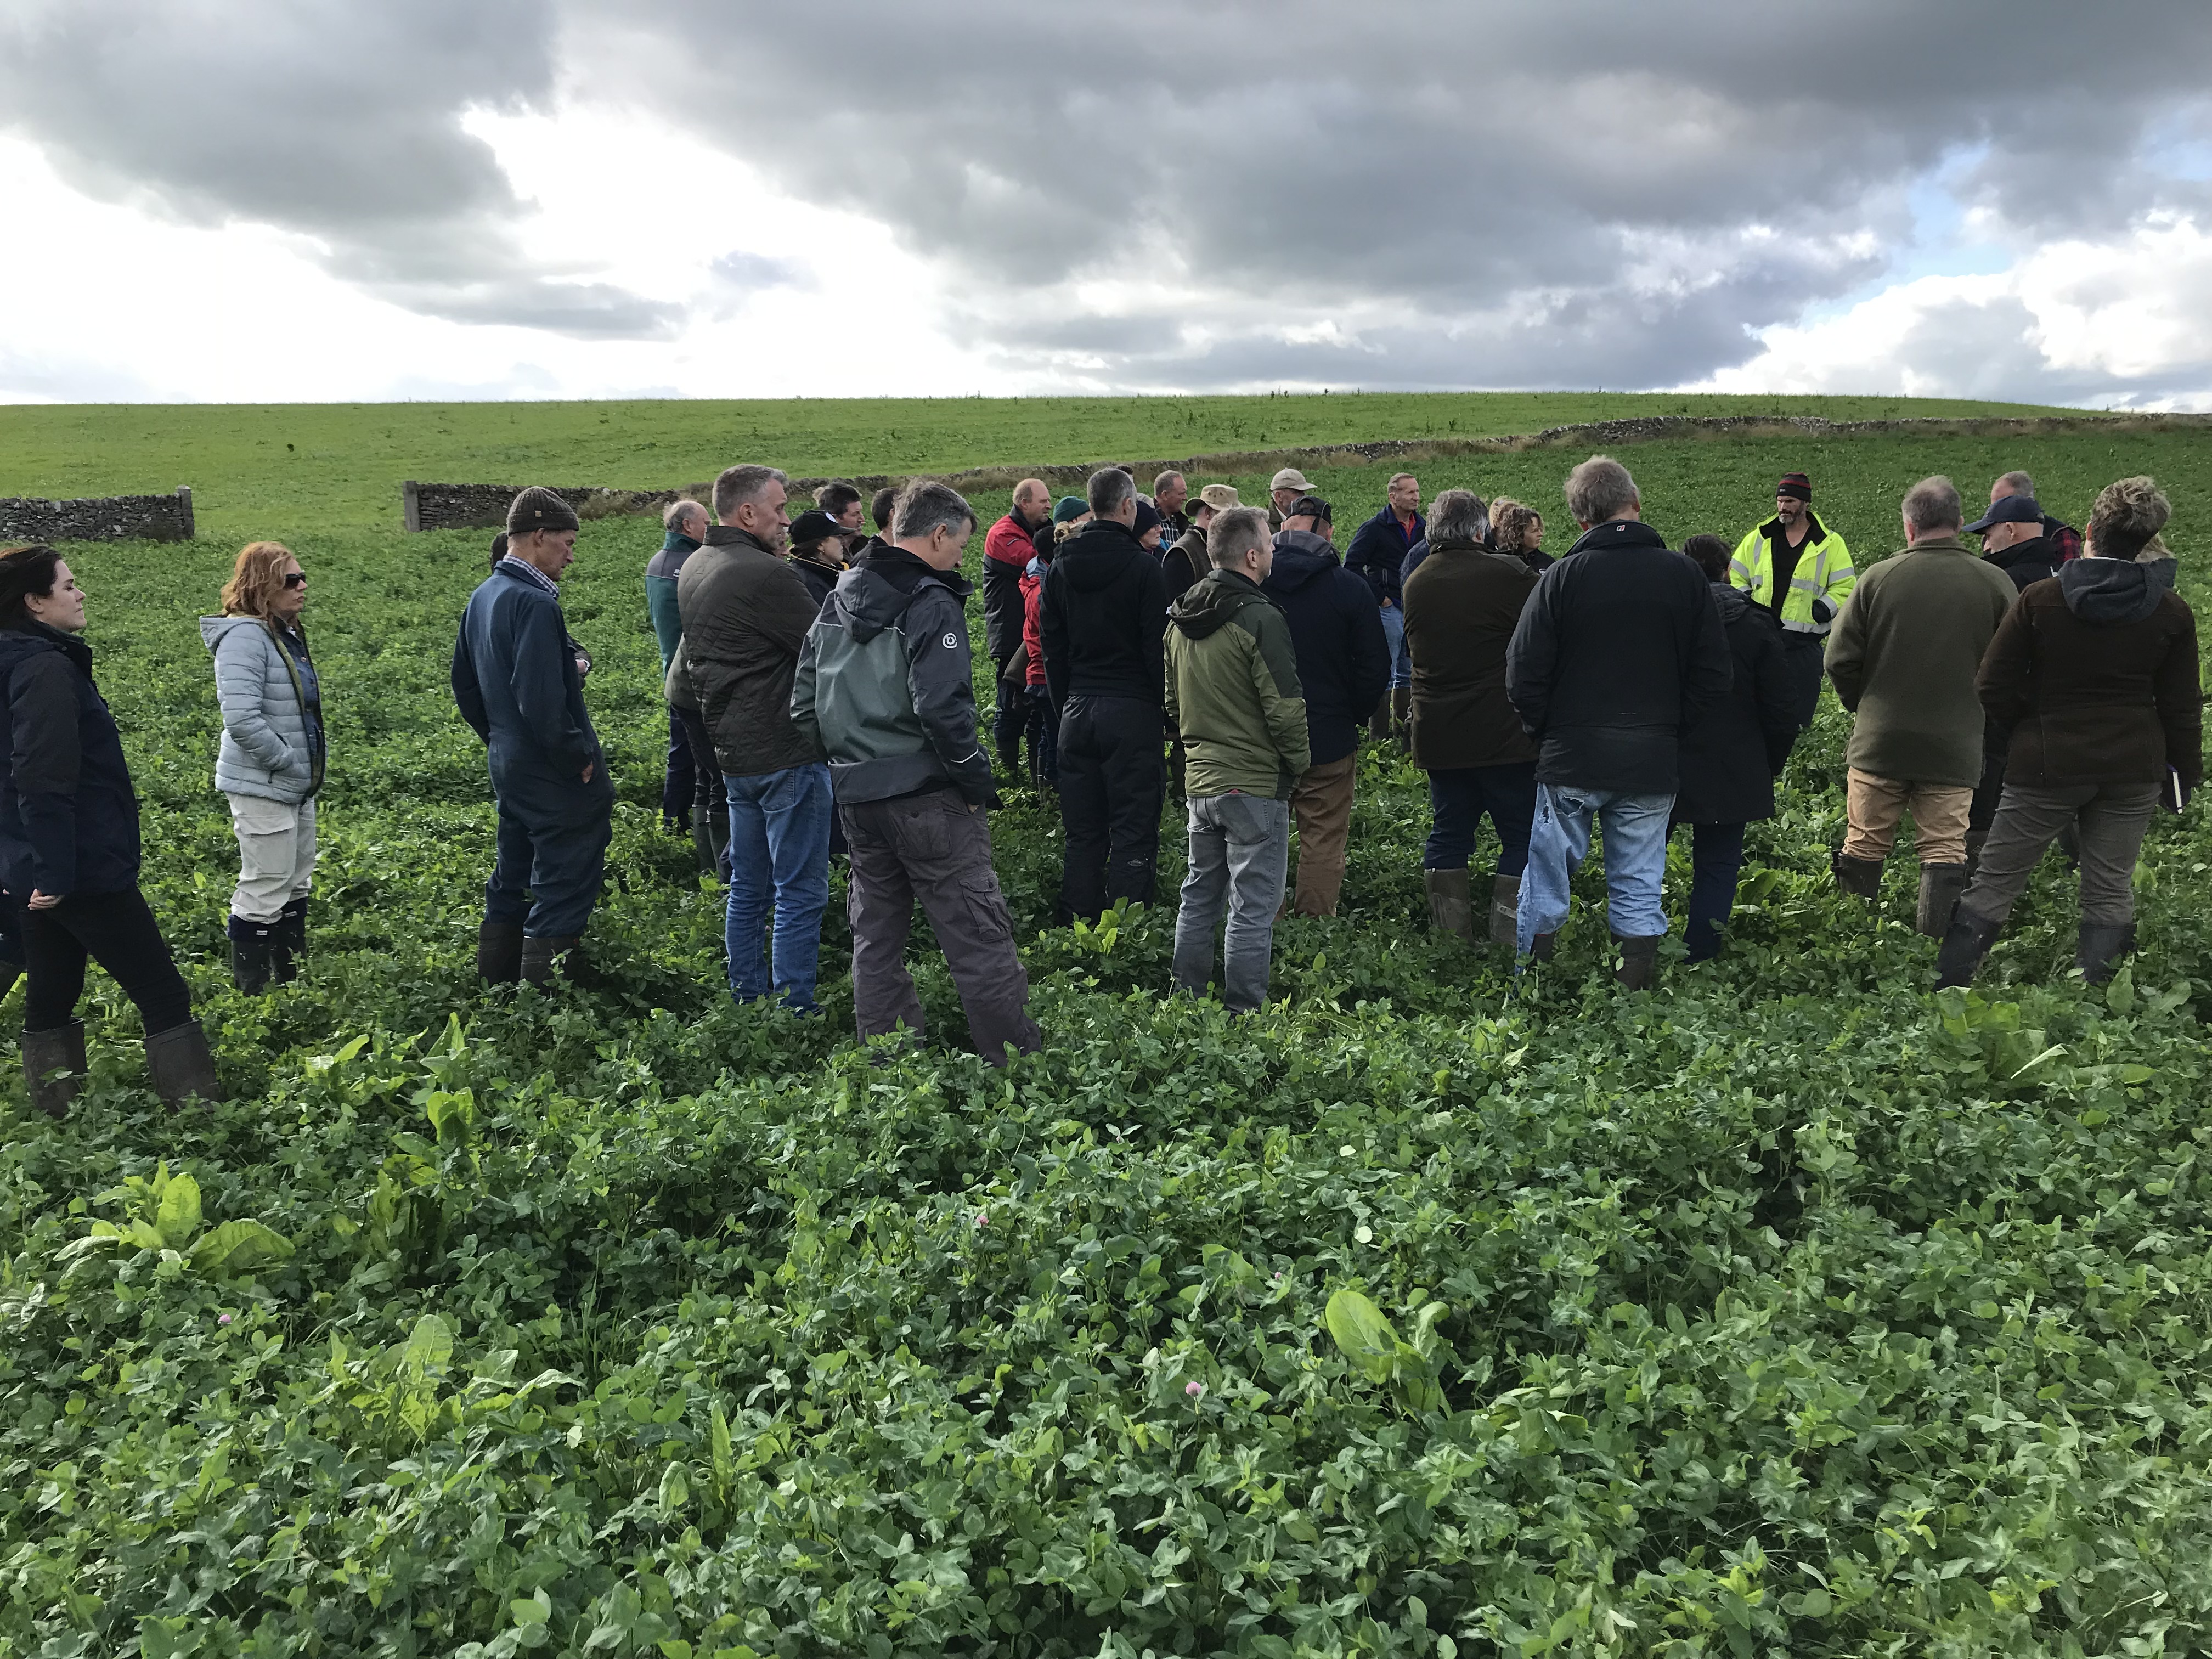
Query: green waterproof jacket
1164,568,1310,799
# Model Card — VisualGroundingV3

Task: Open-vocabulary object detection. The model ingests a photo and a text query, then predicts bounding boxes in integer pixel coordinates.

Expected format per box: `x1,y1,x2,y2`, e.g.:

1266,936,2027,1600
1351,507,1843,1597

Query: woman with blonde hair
200,540,323,991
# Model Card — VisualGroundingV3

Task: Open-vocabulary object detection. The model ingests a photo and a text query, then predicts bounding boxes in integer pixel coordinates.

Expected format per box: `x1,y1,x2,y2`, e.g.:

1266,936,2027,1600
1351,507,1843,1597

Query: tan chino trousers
1842,768,1972,865
1284,753,1357,917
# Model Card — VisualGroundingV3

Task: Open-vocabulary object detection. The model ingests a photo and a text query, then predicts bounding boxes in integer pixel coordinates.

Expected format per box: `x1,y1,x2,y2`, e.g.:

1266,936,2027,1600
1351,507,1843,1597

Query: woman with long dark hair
201,540,322,991
0,545,221,1114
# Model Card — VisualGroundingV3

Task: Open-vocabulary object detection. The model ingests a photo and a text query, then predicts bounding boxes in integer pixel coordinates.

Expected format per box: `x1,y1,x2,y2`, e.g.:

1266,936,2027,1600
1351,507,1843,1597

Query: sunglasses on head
281,572,307,588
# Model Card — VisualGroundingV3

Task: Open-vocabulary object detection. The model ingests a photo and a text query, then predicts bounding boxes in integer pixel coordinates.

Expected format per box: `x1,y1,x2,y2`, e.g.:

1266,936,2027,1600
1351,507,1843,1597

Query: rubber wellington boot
1915,862,1971,939
21,1020,86,1119
1423,868,1475,941
146,1020,224,1106
521,935,583,986
1614,934,1660,991
275,896,308,984
2076,922,2136,985
227,913,278,994
1831,849,1883,901
1368,694,1391,743
1487,873,1522,948
1934,909,2002,989
1390,687,1413,749
1527,932,1557,963
477,920,524,984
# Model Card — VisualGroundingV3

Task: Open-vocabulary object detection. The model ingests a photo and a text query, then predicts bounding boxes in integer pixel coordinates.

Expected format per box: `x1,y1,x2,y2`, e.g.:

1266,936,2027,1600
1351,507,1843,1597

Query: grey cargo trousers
842,787,1042,1066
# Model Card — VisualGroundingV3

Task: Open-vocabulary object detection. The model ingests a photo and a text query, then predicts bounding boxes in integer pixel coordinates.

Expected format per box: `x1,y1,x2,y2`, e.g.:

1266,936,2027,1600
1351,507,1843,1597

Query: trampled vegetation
2,413,2210,1657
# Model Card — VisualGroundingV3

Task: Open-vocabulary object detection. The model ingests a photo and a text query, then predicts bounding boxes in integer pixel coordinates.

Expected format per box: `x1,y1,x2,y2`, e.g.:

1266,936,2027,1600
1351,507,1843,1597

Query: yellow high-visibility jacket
1730,512,1855,635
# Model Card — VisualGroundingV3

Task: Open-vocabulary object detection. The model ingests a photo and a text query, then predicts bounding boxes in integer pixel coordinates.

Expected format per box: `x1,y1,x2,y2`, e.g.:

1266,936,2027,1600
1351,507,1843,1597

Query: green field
3,400,2211,1657
0,392,2081,538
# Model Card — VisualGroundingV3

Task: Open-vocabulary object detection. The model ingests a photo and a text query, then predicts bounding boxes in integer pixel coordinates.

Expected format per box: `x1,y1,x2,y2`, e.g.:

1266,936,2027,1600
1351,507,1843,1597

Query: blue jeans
1378,601,1412,691
723,763,833,1010
1424,764,1537,874
1517,783,1674,956
1680,820,1746,962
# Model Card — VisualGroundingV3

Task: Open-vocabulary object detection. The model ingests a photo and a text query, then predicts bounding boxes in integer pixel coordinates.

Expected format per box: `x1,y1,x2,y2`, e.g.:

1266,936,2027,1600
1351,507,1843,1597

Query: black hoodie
1039,518,1170,707
1262,531,1390,764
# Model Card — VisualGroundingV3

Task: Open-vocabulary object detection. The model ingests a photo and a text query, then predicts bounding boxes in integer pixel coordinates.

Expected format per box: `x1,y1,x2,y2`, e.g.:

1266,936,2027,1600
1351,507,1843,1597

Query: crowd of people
0,448,2197,1105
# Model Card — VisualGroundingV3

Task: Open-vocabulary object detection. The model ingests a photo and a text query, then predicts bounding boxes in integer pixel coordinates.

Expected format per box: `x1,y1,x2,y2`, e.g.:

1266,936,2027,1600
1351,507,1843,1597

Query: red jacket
985,512,1034,571
1022,566,1048,688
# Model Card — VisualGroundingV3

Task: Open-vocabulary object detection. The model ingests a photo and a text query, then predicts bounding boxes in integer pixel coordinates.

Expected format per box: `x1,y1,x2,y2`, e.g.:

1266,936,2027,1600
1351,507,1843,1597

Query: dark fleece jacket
1040,518,1170,707
0,623,142,898
1504,518,1733,794
1674,585,1799,824
1978,558,2201,792
1261,531,1390,765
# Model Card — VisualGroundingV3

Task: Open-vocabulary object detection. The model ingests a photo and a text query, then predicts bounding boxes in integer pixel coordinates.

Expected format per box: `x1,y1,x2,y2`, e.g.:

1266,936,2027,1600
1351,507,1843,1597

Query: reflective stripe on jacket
1729,513,1855,635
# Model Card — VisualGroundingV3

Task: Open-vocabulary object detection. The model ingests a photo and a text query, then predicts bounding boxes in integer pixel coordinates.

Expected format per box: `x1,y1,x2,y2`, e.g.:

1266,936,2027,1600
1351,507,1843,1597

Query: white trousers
228,793,317,923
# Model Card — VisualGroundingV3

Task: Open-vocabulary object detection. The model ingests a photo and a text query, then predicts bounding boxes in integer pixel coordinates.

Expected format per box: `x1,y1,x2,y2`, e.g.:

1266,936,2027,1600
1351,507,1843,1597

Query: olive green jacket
1164,569,1310,799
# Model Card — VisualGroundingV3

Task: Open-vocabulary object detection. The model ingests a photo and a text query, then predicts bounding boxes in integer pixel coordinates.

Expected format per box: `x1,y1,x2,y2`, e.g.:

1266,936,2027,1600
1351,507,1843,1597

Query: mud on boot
1915,862,1970,940
1487,873,1521,949
146,1019,224,1106
21,1020,86,1120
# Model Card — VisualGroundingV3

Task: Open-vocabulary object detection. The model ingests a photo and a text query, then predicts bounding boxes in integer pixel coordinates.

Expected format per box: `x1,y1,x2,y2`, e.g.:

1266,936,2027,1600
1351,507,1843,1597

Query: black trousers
1780,633,1829,730
661,708,696,827
16,888,193,1034
1056,694,1165,922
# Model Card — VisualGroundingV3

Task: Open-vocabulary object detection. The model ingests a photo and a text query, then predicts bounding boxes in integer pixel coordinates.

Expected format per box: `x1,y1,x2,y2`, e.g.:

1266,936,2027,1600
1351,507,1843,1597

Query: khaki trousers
228,793,317,923
1842,768,1971,865
1285,753,1356,917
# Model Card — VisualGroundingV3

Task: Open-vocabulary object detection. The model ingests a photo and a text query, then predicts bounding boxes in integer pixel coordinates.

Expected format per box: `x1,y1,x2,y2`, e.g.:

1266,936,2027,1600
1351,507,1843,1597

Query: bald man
985,478,1053,773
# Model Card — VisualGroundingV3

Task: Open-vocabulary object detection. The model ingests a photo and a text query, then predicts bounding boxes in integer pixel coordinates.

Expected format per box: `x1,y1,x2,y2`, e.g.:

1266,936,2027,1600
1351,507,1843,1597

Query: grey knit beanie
507,486,580,535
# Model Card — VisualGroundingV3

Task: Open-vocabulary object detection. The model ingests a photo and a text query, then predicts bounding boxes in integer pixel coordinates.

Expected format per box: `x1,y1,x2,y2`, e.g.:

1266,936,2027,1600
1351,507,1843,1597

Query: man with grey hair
792,482,1042,1065
647,497,710,837
984,478,1053,774
1506,456,1731,988
676,462,836,1013
1990,470,2082,563
1041,466,1171,922
1825,475,2019,937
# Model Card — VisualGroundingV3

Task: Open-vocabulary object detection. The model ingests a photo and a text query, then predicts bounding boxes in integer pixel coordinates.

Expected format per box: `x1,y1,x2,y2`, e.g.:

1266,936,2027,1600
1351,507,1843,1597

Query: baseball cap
1963,494,2042,534
788,508,857,545
1194,483,1241,512
1269,467,1314,494
1288,494,1334,523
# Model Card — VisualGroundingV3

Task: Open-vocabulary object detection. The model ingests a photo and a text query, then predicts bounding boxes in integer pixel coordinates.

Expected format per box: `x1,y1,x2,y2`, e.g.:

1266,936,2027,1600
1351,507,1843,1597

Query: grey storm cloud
5,0,2211,382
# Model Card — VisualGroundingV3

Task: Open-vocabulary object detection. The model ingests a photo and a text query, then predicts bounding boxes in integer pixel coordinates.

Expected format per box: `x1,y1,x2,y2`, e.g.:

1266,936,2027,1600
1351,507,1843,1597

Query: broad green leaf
188,1219,296,1278
155,1171,201,1250
2107,965,2137,1015
512,1599,550,1626
710,1402,734,1483
1324,1287,1399,1383
402,1313,455,1375
658,1461,689,1511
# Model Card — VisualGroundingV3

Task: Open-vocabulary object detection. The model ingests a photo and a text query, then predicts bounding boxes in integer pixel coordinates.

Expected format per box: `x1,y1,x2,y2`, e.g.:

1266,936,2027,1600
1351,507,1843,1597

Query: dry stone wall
398,411,2212,531
0,487,195,543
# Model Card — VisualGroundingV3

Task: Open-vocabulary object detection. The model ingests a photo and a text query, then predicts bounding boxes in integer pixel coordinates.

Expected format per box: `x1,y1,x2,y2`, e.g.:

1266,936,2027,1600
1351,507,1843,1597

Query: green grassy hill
0,392,2084,536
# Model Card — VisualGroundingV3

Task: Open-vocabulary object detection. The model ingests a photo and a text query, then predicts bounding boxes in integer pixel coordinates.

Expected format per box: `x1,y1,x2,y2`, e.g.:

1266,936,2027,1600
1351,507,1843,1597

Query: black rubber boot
21,1020,86,1120
274,897,308,984
520,935,582,986
1527,932,1557,963
1423,869,1475,942
228,913,278,994
2076,922,2135,985
1614,934,1660,991
145,1019,224,1106
1831,850,1884,901
1915,862,1971,940
477,920,524,984
1934,909,2002,989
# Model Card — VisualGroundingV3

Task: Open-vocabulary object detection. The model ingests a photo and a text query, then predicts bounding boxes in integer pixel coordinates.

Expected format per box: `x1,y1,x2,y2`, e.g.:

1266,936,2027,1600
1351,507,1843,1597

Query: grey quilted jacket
201,615,324,802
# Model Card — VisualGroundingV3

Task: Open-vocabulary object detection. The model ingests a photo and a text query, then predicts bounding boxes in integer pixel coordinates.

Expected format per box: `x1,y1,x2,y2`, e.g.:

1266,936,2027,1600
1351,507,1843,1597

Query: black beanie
1777,473,1812,503
507,486,580,535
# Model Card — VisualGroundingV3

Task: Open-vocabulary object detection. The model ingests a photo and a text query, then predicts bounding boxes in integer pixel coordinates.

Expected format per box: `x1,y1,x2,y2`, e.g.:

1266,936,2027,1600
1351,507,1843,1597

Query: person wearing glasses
0,545,222,1112
202,541,324,992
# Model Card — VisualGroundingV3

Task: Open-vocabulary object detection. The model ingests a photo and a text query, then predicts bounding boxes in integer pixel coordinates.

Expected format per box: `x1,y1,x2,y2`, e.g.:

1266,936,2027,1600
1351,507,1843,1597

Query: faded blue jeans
1173,792,1290,1013
724,762,833,1011
1517,783,1674,957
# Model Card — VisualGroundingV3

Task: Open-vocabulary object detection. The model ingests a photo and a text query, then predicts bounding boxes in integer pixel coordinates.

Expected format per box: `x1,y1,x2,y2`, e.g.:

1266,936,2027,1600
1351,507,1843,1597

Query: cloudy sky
3,0,2210,406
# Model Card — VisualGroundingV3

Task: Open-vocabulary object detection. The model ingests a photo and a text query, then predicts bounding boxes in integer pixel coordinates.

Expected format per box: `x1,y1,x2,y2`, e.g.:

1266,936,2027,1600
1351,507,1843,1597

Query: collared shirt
498,555,558,596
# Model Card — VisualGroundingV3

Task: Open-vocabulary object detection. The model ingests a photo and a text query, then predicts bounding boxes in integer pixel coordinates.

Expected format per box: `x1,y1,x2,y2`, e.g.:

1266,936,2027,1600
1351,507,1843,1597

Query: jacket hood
200,614,266,651
1169,568,1270,640
2058,555,2176,625
1263,529,1341,594
1058,519,1149,593
1709,582,1752,624
830,556,966,642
